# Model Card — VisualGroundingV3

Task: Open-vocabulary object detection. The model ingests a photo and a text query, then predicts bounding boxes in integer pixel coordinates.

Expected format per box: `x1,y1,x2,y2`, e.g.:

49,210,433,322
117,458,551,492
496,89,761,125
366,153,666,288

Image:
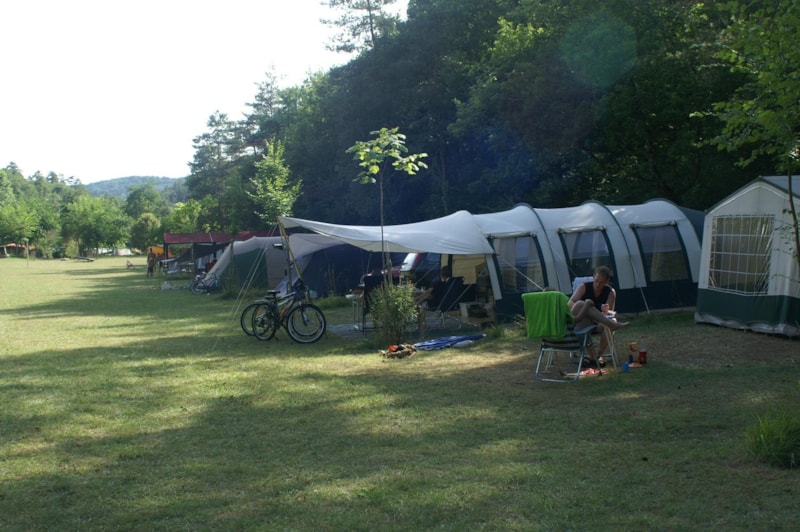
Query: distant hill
86,176,186,200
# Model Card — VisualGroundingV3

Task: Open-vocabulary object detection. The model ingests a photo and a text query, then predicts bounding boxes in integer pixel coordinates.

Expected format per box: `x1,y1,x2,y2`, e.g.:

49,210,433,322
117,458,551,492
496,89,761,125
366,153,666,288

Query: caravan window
493,236,546,293
559,229,612,279
632,224,690,282
708,215,773,294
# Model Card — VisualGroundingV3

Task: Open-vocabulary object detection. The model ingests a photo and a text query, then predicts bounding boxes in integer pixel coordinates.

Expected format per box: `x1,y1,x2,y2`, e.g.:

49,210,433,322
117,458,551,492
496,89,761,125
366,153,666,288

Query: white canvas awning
278,211,503,299
279,210,496,255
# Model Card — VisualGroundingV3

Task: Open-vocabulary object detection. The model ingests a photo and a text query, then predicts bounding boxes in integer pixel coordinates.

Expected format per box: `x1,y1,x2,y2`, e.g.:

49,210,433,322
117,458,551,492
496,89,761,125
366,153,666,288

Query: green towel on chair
522,291,573,339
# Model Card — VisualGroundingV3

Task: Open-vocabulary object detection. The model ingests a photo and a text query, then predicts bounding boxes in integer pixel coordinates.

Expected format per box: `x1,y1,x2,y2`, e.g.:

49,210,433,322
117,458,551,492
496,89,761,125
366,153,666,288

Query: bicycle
250,280,326,343
240,296,272,337
190,272,223,295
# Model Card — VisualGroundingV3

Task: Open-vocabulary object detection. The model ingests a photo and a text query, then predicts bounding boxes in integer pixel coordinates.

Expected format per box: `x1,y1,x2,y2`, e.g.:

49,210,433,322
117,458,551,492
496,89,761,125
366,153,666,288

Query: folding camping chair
419,276,466,334
522,291,596,383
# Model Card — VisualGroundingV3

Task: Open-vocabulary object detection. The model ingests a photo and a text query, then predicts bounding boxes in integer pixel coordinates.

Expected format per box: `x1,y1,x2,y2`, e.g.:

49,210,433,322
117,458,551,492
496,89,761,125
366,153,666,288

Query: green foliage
0,198,40,244
347,127,427,236
704,0,800,270
162,199,207,234
125,182,170,219
746,408,800,469
247,140,301,224
322,0,401,53
85,176,185,201
61,195,131,252
129,212,162,250
707,0,800,170
368,282,418,345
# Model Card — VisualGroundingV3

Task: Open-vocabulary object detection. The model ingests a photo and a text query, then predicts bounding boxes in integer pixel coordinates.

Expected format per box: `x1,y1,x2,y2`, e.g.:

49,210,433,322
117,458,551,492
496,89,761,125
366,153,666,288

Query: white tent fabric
279,212,503,299
279,199,704,313
279,211,495,255
472,200,702,292
695,175,800,336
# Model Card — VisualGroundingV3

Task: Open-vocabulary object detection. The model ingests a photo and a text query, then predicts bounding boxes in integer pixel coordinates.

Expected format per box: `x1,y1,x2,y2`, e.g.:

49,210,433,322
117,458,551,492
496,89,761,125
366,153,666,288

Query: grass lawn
1,256,798,530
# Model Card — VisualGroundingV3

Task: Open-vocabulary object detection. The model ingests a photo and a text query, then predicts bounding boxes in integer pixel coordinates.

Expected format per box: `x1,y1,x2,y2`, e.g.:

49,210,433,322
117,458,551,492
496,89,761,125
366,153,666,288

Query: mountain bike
251,280,326,343
190,272,223,295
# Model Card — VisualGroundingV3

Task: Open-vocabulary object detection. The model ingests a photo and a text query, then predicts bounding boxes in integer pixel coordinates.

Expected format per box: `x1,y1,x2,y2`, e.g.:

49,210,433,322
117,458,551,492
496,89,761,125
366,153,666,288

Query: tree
347,127,427,270
0,198,39,246
125,182,170,219
704,0,800,269
62,195,131,254
321,0,401,53
129,212,162,251
161,199,204,234
247,140,301,225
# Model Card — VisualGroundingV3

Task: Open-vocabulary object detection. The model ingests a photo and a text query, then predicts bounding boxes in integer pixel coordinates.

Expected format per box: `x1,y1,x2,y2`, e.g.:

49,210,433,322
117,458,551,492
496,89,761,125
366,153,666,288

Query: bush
745,409,800,469
369,282,418,345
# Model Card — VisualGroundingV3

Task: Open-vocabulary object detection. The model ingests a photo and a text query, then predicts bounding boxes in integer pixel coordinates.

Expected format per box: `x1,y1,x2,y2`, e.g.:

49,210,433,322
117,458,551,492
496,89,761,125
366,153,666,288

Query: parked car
397,252,442,288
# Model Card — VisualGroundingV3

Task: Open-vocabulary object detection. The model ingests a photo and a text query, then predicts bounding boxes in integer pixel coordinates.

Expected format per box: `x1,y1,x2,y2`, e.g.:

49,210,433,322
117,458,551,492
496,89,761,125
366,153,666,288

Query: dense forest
2,0,798,257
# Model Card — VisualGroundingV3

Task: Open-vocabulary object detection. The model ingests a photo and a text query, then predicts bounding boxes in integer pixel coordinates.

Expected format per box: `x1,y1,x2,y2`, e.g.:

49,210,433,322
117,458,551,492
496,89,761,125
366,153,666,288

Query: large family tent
279,200,704,319
473,200,703,317
695,176,800,337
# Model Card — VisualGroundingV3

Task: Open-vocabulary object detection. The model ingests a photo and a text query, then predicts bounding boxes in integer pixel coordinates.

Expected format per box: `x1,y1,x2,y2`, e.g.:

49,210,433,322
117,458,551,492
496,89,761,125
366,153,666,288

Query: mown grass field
1,256,798,530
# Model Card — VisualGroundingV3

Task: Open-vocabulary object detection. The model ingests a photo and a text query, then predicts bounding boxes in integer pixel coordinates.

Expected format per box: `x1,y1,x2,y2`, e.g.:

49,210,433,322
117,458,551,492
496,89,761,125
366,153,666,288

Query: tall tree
248,140,301,225
703,0,800,268
322,0,401,53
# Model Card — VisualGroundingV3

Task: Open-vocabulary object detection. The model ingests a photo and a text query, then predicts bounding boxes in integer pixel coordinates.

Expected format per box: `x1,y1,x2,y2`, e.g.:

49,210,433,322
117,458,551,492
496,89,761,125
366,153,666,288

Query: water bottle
638,336,647,364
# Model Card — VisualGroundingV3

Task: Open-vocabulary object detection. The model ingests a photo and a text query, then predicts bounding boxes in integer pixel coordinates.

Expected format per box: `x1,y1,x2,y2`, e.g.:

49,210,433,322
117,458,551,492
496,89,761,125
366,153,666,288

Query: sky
1,0,407,184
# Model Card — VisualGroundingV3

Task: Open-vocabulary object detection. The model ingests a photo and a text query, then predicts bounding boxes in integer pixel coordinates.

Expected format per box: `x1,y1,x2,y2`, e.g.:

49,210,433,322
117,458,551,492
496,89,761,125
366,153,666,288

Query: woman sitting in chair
568,266,629,357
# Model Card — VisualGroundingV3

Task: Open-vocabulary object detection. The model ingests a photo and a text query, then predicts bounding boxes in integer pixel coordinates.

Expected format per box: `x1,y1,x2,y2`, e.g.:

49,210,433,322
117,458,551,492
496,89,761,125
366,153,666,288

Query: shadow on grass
2,261,799,529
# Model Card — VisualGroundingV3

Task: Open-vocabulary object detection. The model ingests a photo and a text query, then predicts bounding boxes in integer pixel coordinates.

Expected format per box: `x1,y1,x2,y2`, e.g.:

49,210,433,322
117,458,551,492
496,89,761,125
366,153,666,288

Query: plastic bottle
638,336,647,364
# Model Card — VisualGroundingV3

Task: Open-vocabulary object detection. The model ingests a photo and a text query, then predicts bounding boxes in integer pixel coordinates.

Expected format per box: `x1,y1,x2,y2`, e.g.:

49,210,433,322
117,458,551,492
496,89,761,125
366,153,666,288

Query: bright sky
1,0,407,184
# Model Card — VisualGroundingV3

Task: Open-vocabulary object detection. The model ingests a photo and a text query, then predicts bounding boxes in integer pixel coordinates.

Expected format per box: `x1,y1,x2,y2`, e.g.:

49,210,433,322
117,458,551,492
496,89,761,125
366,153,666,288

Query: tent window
560,230,612,279
493,236,546,293
708,215,773,294
633,225,689,282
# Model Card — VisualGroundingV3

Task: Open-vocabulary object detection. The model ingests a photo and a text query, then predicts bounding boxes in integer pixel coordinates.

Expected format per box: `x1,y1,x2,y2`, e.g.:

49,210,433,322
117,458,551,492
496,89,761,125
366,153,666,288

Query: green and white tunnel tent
695,175,800,337
279,199,704,318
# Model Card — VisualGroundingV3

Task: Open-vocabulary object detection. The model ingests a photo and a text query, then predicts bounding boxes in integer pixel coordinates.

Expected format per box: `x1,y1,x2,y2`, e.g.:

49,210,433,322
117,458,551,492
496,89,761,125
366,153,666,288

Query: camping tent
280,200,704,318
207,236,287,290
163,232,233,274
472,200,703,316
695,175,800,337
279,211,504,301
208,233,406,296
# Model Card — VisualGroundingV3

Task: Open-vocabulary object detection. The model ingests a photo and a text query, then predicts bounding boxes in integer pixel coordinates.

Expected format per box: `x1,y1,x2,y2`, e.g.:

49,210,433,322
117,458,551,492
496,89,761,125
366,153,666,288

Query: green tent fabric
522,291,573,339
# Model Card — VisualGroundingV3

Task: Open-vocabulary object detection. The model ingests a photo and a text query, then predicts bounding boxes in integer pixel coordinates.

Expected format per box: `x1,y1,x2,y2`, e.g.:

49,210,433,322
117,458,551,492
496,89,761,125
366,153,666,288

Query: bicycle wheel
287,304,326,344
240,303,261,336
190,281,206,295
252,303,279,340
